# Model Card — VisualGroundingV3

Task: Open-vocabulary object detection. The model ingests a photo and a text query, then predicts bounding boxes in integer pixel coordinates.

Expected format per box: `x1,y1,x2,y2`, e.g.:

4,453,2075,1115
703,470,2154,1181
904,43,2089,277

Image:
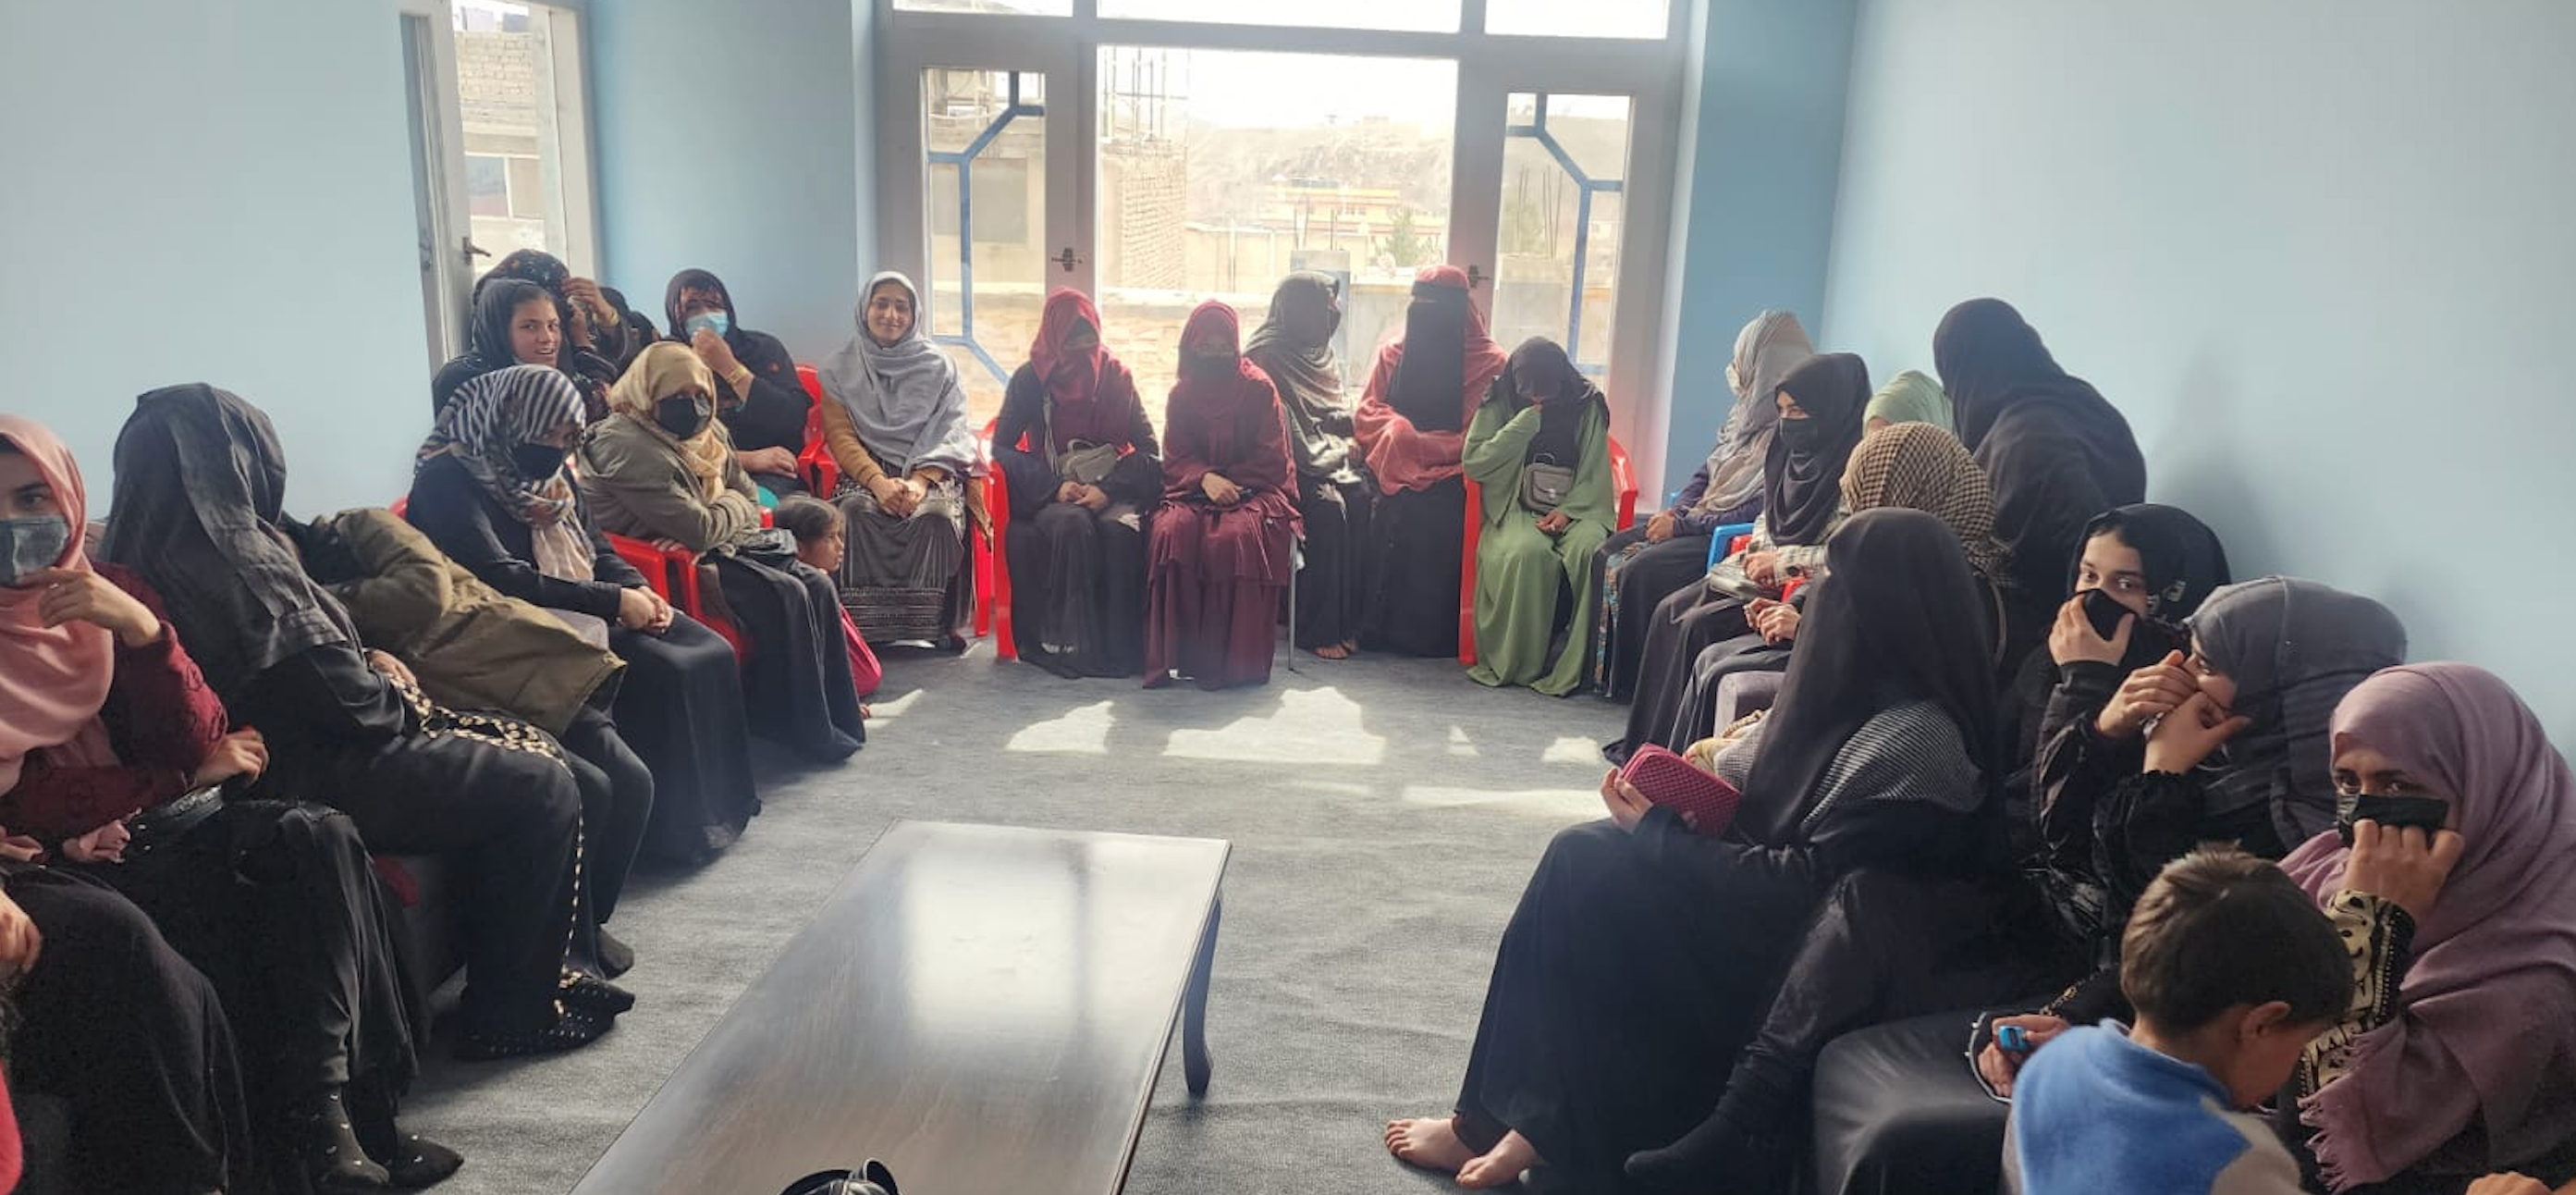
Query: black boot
289,1090,390,1192
348,1076,464,1190
1623,1061,1797,1193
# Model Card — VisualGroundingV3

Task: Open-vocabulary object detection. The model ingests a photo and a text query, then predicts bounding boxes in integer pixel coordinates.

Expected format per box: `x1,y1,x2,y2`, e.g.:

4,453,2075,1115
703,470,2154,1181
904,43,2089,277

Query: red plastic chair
1458,436,1638,668
985,417,1018,660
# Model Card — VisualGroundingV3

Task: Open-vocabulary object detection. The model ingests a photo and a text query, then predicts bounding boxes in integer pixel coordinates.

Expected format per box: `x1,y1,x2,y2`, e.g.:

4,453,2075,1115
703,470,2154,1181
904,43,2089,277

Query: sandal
458,1006,613,1061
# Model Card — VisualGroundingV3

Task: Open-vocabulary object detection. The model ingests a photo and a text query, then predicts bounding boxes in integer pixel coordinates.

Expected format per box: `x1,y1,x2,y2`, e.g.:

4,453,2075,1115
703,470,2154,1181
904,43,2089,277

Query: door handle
1466,264,1488,289
1053,247,1085,274
462,237,492,261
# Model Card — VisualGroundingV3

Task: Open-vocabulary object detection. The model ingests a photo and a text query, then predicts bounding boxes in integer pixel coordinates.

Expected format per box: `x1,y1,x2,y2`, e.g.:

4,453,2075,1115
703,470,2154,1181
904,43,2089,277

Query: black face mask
1775,416,1822,455
2335,794,2451,846
656,395,712,439
510,442,569,481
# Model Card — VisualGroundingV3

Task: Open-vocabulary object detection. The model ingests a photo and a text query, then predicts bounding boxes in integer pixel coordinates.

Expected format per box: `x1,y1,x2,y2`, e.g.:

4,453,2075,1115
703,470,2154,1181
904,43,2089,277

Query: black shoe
458,1006,614,1061
560,973,637,1017
290,1090,391,1192
594,927,636,979
348,1078,465,1189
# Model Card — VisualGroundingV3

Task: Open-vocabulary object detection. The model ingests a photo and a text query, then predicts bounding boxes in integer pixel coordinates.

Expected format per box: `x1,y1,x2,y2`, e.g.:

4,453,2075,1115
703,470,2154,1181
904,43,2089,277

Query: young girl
776,495,882,705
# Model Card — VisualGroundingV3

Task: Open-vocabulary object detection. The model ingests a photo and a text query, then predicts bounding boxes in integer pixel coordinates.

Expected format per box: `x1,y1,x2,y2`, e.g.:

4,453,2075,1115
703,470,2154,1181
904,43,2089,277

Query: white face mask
0,514,70,585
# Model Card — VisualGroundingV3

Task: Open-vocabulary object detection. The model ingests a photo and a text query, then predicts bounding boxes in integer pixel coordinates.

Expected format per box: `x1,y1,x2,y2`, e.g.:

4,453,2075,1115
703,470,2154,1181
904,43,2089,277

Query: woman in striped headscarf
408,365,761,871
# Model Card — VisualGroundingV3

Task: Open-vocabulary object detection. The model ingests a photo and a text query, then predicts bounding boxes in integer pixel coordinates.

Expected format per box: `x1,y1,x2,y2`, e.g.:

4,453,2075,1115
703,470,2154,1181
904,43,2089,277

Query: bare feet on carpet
1458,1130,1540,1189
1312,642,1352,659
1384,1115,1479,1176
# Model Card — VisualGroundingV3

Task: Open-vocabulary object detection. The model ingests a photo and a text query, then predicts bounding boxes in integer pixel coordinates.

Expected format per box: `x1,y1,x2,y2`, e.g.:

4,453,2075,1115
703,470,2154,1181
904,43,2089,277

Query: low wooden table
570,820,1229,1195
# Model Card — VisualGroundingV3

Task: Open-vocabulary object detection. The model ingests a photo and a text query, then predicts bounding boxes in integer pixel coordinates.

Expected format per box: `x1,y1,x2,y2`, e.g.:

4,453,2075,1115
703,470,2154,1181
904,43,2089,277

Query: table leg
1184,893,1220,1097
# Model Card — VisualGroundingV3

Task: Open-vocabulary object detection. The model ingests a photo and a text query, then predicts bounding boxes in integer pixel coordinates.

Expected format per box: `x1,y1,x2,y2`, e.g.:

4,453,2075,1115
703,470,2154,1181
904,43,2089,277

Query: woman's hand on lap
2048,596,2130,667
24,567,161,647
1600,769,1651,832
1056,480,1085,505
1742,549,1782,588
363,648,417,689
617,586,661,631
60,819,131,865
1201,473,1243,506
1975,1014,2067,1099
191,728,267,788
1536,511,1570,536
2342,820,2465,922
1755,602,1800,645
0,890,40,979
1076,484,1110,512
1644,511,1676,543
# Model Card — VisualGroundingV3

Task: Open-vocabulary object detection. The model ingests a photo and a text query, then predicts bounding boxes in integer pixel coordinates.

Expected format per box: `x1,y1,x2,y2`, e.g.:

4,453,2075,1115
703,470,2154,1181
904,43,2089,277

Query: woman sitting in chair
994,290,1160,679
816,272,983,647
580,343,864,761
665,267,813,496
1462,338,1613,695
432,250,643,421
1145,302,1299,690
408,364,760,864
1354,265,1509,658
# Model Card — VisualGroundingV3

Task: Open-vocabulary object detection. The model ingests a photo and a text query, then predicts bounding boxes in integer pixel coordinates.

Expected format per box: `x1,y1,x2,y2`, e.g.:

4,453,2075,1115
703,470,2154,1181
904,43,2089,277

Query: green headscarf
1863,369,1955,433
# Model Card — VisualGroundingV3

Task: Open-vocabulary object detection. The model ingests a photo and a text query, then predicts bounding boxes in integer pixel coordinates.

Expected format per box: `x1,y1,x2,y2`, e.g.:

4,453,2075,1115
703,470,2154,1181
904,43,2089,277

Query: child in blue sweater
2006,846,2351,1195
2006,846,2559,1195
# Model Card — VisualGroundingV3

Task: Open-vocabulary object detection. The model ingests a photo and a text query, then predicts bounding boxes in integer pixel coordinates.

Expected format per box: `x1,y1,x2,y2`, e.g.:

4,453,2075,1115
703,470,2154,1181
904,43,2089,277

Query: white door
400,0,473,369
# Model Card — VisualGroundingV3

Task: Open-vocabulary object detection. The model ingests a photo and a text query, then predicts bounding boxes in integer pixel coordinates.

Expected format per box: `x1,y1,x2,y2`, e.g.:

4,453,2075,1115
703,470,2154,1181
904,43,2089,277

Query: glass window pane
1094,48,1457,427
453,0,570,277
922,69,1049,428
1484,0,1666,39
1098,0,1458,34
894,0,1073,17
1490,93,1632,374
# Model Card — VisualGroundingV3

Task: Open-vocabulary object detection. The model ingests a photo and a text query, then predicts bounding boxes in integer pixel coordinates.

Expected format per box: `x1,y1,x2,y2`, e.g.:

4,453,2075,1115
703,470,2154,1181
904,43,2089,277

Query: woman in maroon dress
1145,302,1302,689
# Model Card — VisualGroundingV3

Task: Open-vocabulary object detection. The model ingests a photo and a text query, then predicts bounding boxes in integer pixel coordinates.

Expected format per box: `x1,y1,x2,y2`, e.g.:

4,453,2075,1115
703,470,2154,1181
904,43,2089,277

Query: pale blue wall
1655,0,1857,498
0,0,427,514
1819,0,2576,730
588,0,872,369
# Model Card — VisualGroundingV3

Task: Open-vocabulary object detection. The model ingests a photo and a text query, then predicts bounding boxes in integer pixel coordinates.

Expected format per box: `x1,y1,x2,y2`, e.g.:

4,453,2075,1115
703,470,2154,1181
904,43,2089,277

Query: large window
878,0,1687,437
399,0,596,365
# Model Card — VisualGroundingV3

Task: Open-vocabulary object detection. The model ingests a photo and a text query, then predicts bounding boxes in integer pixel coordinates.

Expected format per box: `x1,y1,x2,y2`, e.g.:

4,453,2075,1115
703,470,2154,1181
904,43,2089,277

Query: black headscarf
1497,338,1604,466
2073,503,2231,670
1739,508,2002,845
431,277,562,417
1245,273,1355,482
663,267,740,348
1761,351,1871,546
1932,299,2146,601
99,385,363,700
1390,279,1471,432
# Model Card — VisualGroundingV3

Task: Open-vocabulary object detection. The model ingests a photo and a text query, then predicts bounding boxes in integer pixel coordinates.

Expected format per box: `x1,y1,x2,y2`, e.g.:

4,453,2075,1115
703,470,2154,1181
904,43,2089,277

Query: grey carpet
400,639,1628,1194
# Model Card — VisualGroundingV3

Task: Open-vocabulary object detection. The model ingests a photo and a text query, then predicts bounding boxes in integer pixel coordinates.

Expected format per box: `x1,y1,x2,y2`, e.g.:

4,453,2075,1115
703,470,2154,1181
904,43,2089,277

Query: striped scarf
418,364,595,582
1841,423,2002,581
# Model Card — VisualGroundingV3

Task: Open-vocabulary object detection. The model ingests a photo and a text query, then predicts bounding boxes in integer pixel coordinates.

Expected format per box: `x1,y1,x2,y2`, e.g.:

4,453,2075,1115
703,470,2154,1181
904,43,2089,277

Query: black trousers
558,705,653,924
1584,527,1714,700
284,731,586,1037
609,615,762,863
7,868,257,1195
715,556,865,760
1360,479,1465,659
1293,476,1372,650
1007,501,1147,678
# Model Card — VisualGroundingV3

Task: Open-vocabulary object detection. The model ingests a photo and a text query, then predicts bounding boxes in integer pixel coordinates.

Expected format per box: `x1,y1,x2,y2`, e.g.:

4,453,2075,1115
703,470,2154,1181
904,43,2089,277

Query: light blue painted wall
1820,0,2576,731
1654,0,1857,499
0,0,428,514
588,0,871,370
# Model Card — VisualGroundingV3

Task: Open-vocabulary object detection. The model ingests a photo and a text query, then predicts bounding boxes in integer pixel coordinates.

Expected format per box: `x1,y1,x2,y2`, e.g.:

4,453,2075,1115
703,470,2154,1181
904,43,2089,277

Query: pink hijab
0,417,116,793
2279,663,2576,1189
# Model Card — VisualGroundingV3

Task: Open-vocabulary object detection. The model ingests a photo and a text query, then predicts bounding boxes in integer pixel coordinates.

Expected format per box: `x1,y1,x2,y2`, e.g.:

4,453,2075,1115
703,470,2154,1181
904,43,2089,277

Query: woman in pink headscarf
1352,265,1509,657
2272,663,2576,1193
1145,301,1300,689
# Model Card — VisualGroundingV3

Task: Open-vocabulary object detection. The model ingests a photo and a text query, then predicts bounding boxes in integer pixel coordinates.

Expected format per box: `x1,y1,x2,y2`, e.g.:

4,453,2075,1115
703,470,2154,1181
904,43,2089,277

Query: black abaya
1007,505,1148,677
87,801,422,1186
1584,525,1713,700
6,868,257,1195
1360,478,1465,658
1292,476,1371,650
712,556,866,759
1607,583,1757,763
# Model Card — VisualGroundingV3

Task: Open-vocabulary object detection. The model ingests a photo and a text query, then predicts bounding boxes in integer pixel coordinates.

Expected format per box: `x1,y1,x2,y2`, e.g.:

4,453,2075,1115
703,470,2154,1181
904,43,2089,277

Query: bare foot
858,705,875,720
1458,1130,1540,1189
1312,643,1351,659
1384,1115,1479,1175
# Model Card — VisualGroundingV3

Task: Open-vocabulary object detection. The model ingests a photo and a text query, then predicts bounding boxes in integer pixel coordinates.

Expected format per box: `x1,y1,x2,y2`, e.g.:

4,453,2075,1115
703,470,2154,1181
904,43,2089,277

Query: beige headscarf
1839,422,2001,580
607,342,733,503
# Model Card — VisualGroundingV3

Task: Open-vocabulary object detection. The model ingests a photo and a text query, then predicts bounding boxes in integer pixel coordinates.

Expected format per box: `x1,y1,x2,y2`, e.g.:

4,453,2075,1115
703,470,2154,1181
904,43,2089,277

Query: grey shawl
1695,311,1814,518
819,271,980,475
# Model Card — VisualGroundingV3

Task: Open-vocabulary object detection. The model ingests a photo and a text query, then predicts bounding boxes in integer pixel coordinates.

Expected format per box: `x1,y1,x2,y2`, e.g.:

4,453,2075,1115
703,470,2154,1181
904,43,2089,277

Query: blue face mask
0,514,71,586
684,311,730,339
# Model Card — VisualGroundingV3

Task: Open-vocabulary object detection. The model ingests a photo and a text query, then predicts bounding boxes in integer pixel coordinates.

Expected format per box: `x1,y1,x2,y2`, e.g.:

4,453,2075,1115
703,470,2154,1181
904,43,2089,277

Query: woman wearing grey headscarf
817,272,985,647
1583,312,1811,700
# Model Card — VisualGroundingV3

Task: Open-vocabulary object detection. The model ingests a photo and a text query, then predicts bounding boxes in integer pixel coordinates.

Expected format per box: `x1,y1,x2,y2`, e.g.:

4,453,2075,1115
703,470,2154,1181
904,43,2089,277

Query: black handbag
1520,454,1576,513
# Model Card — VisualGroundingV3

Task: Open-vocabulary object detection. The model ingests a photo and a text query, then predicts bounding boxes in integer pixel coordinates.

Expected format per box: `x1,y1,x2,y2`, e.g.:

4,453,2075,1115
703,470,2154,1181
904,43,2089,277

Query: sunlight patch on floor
1539,734,1604,765
1003,699,1116,755
865,689,926,720
1162,686,1387,765
1445,725,1477,758
1399,783,1600,819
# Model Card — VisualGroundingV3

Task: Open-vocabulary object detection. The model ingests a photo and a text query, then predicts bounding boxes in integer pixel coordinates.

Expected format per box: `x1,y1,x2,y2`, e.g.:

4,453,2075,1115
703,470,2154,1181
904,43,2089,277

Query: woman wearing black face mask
581,344,865,761
409,364,764,866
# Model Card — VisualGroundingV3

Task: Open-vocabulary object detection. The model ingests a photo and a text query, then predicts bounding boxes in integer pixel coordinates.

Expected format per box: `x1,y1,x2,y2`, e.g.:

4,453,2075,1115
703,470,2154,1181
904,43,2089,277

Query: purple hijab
2279,663,2576,1189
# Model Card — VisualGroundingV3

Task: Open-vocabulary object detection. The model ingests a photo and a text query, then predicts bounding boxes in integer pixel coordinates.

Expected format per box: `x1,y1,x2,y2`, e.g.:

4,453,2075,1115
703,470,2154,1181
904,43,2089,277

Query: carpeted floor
400,637,1628,1194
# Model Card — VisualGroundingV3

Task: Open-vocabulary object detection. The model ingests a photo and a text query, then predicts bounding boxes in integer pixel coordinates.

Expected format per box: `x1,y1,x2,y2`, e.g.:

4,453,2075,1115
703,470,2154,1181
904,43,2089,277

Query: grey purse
1520,454,1576,513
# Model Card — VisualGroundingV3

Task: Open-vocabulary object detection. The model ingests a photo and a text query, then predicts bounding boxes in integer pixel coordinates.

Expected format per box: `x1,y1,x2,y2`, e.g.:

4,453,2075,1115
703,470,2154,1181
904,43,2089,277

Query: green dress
1462,397,1614,694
